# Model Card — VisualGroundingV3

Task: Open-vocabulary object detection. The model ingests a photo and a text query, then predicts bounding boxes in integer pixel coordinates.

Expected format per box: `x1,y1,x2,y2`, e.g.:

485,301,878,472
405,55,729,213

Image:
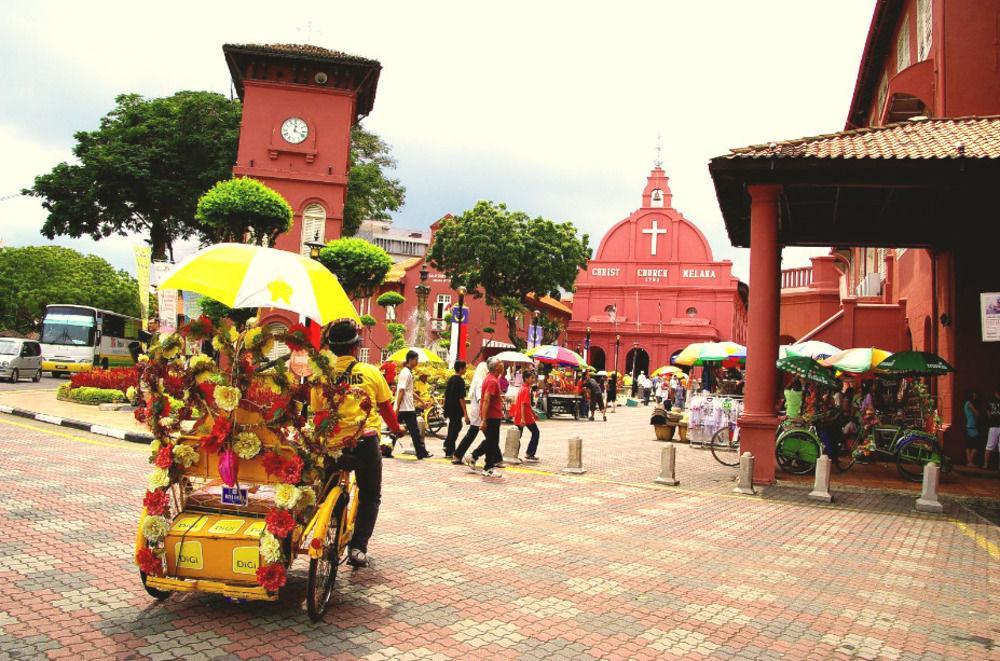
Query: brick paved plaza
1,410,998,660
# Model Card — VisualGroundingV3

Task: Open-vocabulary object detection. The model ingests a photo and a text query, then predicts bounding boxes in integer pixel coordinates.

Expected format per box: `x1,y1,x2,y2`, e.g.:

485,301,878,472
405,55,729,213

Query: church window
875,73,888,125
686,307,698,317
300,204,326,256
359,347,370,364
265,323,290,361
917,0,932,62
490,307,497,323
896,16,911,72
650,189,664,208
435,294,451,320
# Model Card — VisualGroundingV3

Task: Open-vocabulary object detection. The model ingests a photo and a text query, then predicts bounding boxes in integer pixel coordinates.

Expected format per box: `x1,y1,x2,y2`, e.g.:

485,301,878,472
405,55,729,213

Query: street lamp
615,333,620,378
584,326,591,367
631,341,639,382
453,285,467,362
413,264,431,347
304,230,325,261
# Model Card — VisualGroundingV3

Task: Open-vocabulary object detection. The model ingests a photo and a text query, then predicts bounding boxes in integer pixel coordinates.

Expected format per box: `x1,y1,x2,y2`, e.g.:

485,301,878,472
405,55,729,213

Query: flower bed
57,383,128,405
70,367,137,395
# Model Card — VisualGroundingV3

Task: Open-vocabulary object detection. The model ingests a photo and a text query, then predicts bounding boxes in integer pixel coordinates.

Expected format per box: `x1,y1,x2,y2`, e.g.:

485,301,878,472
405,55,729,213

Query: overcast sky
0,0,875,282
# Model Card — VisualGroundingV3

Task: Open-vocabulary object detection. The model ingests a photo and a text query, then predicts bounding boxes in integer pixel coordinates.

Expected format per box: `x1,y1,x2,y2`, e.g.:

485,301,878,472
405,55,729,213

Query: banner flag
133,246,151,330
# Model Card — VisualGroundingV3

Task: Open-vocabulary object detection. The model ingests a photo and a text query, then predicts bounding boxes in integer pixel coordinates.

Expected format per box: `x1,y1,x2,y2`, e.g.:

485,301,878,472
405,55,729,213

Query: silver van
0,338,43,383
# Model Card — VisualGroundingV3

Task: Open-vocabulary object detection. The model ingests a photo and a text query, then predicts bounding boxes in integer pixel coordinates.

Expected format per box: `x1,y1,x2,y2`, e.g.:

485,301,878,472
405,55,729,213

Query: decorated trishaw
133,244,370,620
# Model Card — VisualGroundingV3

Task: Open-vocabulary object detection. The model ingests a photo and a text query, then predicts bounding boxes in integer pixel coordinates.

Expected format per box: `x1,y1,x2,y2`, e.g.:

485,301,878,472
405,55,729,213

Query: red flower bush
70,367,138,394
265,509,295,538
142,489,170,516
256,562,287,591
154,444,174,469
136,547,162,576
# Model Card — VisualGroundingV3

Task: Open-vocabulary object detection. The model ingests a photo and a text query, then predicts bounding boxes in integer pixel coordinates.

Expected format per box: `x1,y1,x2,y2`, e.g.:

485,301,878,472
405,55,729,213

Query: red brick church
565,166,747,375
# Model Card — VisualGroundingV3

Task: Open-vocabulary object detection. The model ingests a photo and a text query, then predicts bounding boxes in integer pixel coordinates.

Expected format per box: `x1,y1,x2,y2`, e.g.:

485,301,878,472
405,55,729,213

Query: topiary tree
316,238,393,301
385,321,407,354
195,177,293,246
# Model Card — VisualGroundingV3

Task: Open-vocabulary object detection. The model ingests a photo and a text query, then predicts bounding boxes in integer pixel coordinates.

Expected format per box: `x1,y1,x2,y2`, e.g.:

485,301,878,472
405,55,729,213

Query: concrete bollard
562,436,586,474
503,427,523,464
915,462,944,513
808,454,833,503
732,452,756,495
654,443,680,486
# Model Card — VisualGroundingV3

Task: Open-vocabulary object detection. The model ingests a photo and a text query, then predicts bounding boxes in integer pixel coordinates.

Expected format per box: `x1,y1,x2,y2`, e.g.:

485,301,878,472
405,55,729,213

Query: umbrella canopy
652,365,688,379
875,351,953,377
819,347,892,373
673,342,708,366
159,243,359,325
690,341,747,366
526,345,587,368
494,350,533,364
784,340,840,360
386,347,445,364
776,356,840,388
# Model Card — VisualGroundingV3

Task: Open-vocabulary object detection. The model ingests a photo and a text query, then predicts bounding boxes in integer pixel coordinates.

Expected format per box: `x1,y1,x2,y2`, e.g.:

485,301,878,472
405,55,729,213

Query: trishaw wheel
140,571,171,600
775,431,820,475
834,432,862,472
709,427,740,467
428,410,446,438
306,502,344,622
895,437,940,482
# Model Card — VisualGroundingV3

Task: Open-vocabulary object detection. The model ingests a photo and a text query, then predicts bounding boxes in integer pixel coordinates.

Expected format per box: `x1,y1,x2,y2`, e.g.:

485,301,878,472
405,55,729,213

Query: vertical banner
527,323,542,349
450,305,469,364
152,262,176,335
133,246,151,330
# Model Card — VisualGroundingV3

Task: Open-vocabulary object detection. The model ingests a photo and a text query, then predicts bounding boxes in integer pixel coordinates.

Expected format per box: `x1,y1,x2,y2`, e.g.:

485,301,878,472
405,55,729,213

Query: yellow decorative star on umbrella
267,279,293,304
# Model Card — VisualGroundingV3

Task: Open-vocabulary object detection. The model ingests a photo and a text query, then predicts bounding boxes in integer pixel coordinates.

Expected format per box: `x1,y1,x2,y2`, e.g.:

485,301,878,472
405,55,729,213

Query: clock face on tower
280,117,308,144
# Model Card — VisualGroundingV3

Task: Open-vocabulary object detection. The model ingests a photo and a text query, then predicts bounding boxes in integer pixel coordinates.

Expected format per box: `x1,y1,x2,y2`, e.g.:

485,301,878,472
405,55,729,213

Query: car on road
0,338,43,383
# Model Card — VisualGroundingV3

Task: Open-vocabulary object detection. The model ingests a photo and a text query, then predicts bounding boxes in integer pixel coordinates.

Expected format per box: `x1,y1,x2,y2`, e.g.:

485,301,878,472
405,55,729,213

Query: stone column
738,184,782,484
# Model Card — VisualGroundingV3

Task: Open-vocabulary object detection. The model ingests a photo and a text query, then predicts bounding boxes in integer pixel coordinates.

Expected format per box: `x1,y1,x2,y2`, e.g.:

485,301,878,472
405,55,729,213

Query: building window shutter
266,323,291,361
917,0,932,62
359,347,370,364
300,204,326,256
896,17,911,72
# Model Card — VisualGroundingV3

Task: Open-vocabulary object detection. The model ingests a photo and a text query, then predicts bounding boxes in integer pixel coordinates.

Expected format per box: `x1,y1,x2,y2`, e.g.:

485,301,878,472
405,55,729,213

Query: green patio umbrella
776,356,840,388
875,351,953,377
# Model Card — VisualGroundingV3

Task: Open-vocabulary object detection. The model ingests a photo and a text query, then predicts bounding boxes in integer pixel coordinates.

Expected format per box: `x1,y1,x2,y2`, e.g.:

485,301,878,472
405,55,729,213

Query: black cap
324,320,360,347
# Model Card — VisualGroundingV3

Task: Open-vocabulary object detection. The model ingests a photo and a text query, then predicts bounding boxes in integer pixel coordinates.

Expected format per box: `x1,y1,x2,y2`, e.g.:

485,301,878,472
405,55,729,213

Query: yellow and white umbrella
386,347,445,364
159,243,359,325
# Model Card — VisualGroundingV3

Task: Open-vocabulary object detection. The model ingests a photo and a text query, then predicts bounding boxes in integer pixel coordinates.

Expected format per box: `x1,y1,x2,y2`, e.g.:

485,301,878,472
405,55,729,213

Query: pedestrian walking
395,350,432,459
442,361,469,459
607,372,618,412
515,370,541,461
586,374,607,421
453,361,489,464
464,357,505,478
641,372,652,406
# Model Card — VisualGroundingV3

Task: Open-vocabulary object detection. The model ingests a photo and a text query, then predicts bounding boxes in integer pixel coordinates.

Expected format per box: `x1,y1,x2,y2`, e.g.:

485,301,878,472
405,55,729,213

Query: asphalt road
0,372,66,392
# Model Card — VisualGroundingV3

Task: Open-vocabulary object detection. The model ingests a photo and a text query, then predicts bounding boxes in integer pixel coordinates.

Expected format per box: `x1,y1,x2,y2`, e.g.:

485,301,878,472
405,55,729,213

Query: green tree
316,238,393,300
0,246,140,333
343,125,406,236
385,322,407,353
195,178,293,246
197,296,254,326
24,91,242,260
428,201,591,348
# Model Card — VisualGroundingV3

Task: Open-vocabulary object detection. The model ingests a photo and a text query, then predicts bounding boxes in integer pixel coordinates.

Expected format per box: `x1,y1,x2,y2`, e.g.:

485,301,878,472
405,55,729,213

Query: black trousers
443,413,464,456
453,424,479,460
397,410,429,458
472,418,503,470
334,435,381,554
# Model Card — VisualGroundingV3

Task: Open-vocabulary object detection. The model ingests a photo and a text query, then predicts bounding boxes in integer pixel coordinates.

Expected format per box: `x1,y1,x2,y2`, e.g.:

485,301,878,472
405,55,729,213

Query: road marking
951,520,1000,560
0,416,146,452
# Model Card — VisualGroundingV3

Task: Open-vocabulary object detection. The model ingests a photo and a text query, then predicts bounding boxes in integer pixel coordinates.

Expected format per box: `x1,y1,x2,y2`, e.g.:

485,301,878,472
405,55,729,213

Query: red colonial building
566,166,747,375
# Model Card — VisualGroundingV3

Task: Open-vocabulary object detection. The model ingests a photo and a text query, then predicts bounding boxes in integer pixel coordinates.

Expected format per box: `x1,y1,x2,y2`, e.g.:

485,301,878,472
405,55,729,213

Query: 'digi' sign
175,541,204,570
232,546,260,575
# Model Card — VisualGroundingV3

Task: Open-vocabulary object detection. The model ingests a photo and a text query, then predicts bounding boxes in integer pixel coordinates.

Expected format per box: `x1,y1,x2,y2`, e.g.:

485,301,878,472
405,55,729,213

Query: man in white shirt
395,350,431,459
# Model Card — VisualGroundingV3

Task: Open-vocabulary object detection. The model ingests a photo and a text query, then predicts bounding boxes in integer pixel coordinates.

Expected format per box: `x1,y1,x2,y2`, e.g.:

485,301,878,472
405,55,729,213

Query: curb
0,403,152,444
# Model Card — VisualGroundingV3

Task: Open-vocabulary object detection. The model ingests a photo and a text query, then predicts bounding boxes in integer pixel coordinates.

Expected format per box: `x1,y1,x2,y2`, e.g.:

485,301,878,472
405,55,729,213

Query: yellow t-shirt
312,355,393,445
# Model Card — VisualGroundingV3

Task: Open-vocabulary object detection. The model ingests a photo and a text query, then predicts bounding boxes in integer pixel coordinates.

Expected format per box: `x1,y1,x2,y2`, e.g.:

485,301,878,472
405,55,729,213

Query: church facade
565,167,747,376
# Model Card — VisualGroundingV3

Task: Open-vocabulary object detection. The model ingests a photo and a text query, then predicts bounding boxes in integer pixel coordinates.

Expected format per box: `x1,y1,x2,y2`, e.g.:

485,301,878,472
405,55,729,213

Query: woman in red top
515,370,541,462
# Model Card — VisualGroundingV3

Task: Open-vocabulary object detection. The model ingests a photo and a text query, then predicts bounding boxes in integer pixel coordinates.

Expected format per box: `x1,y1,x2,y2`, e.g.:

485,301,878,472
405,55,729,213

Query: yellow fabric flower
214,386,241,412
274,483,301,509
244,327,263,348
172,444,200,468
259,531,282,564
161,340,181,359
138,354,149,363
142,515,169,543
228,326,239,342
233,432,262,460
149,439,162,455
299,487,317,508
189,354,214,370
212,335,224,352
147,468,170,490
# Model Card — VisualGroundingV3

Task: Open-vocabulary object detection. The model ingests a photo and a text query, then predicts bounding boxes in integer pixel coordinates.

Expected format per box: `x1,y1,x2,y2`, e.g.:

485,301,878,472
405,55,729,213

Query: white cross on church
642,220,667,255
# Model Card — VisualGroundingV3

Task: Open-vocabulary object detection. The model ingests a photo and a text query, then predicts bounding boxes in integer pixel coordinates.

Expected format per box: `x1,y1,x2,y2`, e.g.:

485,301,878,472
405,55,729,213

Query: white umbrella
494,350,533,364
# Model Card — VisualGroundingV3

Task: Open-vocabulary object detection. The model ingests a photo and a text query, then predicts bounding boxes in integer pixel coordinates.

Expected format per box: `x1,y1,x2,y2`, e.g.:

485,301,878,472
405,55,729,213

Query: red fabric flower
283,323,310,351
313,410,330,431
265,509,295,538
198,382,216,407
256,562,287,592
155,396,171,418
262,451,286,477
142,489,170,516
279,454,304,484
154,444,174,469
266,396,291,422
134,406,148,423
198,433,222,454
136,547,162,576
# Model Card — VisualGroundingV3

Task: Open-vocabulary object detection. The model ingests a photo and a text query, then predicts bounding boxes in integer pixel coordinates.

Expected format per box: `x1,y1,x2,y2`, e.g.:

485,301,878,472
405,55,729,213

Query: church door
589,346,606,372
625,347,650,378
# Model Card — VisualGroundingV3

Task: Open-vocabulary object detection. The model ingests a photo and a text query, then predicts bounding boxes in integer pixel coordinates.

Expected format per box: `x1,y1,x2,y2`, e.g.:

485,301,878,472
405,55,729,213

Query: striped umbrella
526,345,588,368
159,243,359,325
784,340,840,360
819,347,892,373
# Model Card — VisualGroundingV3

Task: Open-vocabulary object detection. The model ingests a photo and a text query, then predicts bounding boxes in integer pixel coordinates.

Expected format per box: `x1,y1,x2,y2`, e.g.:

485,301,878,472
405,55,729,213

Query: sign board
133,246,151,330
158,289,178,335
221,486,249,506
981,292,1000,341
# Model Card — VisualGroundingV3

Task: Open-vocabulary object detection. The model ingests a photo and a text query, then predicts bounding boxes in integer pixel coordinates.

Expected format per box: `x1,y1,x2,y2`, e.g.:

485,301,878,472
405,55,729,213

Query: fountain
409,264,431,347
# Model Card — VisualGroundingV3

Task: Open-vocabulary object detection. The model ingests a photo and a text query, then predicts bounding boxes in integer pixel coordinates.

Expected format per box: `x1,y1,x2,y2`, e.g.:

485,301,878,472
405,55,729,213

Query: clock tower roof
223,43,382,120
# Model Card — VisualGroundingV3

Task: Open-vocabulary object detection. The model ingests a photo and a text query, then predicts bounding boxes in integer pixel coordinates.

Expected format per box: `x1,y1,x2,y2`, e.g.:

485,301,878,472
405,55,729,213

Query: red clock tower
223,43,382,255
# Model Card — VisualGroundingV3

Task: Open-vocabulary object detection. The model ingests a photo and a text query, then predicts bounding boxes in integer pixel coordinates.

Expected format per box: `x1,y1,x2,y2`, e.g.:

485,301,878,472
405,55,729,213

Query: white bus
40,304,142,376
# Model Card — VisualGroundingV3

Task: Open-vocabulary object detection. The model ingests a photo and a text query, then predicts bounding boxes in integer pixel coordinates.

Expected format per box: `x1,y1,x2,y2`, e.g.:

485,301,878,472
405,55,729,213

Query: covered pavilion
709,115,1000,483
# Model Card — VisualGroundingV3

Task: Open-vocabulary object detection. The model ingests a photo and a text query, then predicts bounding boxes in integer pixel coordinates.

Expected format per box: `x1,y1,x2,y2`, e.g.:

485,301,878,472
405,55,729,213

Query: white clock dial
280,117,308,144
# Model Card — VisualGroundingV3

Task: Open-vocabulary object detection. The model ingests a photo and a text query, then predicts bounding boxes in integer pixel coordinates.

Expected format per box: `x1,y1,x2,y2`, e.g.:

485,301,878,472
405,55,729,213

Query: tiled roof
383,257,423,284
724,116,1000,160
224,43,379,66
526,293,572,316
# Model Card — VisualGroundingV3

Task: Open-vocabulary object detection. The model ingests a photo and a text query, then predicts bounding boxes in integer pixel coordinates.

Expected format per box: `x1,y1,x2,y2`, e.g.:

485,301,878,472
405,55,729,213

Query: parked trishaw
133,244,368,620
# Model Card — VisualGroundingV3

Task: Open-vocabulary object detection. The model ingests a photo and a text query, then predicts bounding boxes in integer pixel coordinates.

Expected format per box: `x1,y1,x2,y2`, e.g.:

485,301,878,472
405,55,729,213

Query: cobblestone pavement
1,412,998,660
